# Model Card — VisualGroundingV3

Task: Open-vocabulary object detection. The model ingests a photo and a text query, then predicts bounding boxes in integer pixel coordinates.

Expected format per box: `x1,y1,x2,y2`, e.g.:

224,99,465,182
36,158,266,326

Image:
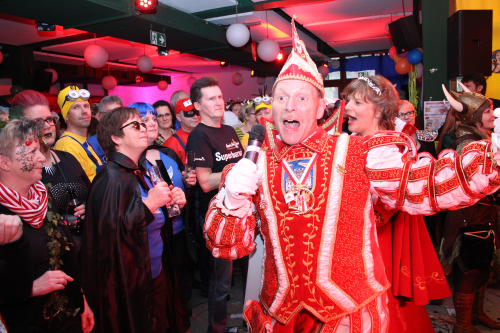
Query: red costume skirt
377,210,451,332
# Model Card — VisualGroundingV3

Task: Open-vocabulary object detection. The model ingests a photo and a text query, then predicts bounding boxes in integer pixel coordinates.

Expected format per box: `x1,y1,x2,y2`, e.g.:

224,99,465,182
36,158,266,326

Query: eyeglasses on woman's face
120,121,147,131
397,110,415,119
157,113,171,120
34,116,57,127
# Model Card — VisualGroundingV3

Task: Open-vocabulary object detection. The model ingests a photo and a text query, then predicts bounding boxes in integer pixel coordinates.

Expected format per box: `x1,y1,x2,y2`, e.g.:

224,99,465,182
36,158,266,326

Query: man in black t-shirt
185,77,244,333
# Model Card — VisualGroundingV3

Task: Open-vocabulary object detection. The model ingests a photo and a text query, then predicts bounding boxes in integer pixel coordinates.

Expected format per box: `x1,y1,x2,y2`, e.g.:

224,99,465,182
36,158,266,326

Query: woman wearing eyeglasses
343,75,449,333
82,106,190,333
397,100,437,158
152,100,177,144
11,90,90,249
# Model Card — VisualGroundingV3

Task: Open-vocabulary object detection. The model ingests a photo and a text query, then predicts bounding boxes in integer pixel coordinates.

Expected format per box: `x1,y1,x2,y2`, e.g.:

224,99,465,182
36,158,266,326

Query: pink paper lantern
257,39,280,62
84,44,108,69
187,76,197,86
137,55,153,73
385,22,391,36
257,77,266,85
0,51,3,65
232,73,243,86
317,65,329,78
102,75,117,90
44,68,58,84
158,80,168,90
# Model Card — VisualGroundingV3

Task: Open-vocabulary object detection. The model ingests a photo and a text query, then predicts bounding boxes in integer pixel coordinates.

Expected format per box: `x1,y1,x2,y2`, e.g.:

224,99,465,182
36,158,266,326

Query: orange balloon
416,47,423,54
395,57,411,74
394,55,401,63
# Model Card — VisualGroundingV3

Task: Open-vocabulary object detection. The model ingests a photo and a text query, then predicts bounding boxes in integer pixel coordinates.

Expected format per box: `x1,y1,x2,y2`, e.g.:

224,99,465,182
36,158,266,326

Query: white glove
493,108,500,153
224,158,260,210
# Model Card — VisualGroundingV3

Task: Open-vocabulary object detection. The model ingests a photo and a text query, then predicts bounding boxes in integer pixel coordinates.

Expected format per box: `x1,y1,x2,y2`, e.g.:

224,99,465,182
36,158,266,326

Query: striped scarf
0,181,48,228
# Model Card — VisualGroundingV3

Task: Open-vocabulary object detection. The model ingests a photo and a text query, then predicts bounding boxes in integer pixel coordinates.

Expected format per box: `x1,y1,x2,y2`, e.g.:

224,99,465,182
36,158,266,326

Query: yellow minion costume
54,86,102,181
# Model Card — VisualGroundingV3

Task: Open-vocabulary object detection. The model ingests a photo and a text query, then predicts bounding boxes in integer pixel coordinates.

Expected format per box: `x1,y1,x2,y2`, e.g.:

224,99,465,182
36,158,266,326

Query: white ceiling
159,0,236,14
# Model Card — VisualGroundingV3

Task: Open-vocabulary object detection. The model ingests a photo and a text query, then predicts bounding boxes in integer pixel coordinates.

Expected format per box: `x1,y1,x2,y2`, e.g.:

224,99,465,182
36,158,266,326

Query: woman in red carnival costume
343,75,450,333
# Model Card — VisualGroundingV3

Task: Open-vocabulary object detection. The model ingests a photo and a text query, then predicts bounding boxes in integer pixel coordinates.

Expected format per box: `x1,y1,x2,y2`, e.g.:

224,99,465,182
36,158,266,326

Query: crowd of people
0,18,500,333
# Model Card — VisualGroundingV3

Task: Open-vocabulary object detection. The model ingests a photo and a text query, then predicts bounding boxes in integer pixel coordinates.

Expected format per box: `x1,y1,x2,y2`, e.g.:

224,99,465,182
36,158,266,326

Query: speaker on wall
389,15,422,54
447,10,492,79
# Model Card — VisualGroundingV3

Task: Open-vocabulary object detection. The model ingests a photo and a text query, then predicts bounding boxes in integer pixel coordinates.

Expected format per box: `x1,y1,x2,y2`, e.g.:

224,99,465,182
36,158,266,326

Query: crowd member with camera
0,120,93,333
10,90,90,248
82,106,190,333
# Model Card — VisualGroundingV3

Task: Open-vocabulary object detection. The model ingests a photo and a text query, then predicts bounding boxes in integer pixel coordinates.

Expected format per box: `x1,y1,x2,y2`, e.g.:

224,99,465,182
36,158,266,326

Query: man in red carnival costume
204,17,500,333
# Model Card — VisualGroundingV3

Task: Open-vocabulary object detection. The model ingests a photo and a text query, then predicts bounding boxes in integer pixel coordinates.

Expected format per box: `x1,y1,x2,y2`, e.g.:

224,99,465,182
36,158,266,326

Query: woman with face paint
0,119,94,333
343,75,450,333
11,90,90,250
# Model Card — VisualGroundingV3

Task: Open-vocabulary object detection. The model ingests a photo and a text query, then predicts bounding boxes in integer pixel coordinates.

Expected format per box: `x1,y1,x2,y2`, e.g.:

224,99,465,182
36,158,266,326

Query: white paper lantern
232,73,243,86
102,75,117,90
84,44,108,69
137,55,153,73
257,39,280,62
158,80,168,90
187,76,197,86
44,68,58,84
257,77,266,85
226,23,250,48
318,65,329,78
331,60,340,69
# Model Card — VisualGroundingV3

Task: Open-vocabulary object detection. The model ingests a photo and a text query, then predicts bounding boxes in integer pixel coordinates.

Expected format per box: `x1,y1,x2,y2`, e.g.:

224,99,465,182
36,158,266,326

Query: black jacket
0,205,83,333
82,152,190,333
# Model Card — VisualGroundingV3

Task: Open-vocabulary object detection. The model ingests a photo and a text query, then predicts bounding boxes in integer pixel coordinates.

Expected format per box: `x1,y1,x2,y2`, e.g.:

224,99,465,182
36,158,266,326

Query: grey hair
98,95,123,114
170,90,189,109
0,119,40,158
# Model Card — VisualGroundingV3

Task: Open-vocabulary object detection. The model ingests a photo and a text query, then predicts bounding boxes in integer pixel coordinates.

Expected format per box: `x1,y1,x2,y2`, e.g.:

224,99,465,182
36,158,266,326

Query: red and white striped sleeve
365,131,500,215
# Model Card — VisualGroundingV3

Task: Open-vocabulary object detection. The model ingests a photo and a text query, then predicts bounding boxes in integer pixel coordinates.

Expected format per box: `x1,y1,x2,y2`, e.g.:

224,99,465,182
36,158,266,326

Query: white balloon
318,65,329,78
494,118,500,127
136,55,153,73
232,73,243,86
257,39,280,62
494,108,500,118
226,23,250,48
84,44,108,68
331,60,340,69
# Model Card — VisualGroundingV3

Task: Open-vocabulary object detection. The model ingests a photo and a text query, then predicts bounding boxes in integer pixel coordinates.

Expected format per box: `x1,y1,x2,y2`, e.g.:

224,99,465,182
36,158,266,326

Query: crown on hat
442,81,489,121
272,16,325,97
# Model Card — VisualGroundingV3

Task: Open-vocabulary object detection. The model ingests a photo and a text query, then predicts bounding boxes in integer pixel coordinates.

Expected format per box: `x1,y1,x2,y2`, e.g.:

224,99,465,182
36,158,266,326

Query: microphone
245,124,266,164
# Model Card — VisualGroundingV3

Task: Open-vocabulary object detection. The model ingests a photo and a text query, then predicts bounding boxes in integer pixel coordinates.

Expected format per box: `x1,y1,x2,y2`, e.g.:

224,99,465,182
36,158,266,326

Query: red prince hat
272,16,325,97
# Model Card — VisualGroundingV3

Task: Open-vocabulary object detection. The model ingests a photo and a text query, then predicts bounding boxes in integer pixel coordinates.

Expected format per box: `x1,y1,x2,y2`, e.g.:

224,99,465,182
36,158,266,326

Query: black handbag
459,224,495,271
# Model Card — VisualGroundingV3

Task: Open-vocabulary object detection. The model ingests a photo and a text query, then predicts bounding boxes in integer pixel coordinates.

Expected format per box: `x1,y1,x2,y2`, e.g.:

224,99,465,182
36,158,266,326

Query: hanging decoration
232,72,243,85
84,44,108,69
102,75,117,90
226,24,250,48
187,76,197,86
137,55,153,73
257,39,280,62
226,1,250,48
317,64,329,78
158,79,168,90
331,60,340,69
257,77,266,85
0,50,3,65
257,11,280,62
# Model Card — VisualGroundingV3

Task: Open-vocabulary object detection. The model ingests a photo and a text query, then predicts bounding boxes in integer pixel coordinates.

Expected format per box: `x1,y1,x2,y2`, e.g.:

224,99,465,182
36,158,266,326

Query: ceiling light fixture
135,0,158,14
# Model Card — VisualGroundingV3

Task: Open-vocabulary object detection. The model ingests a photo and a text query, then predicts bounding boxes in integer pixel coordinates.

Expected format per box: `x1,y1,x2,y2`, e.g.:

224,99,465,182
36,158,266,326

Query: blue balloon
407,49,423,65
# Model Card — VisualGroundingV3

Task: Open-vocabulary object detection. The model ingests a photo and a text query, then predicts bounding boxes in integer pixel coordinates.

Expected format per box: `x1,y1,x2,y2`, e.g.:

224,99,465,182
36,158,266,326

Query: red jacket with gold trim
204,128,500,325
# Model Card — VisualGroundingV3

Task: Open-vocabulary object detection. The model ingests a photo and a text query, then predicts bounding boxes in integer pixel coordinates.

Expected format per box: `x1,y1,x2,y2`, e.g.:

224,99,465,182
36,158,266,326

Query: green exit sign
150,30,166,47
